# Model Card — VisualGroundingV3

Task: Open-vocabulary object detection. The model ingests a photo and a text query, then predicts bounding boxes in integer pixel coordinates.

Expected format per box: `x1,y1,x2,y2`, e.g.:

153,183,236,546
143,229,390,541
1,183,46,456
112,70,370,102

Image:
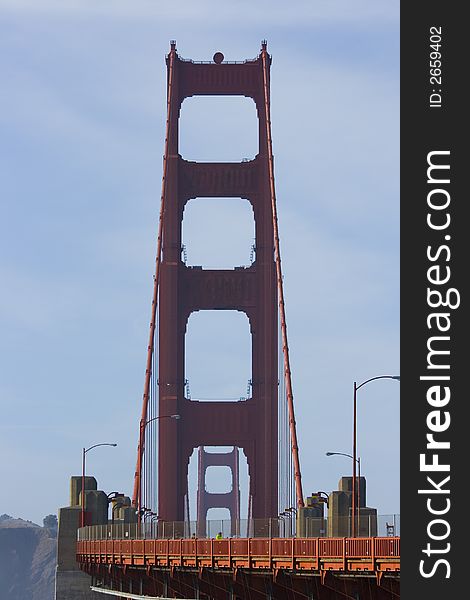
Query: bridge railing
77,514,399,541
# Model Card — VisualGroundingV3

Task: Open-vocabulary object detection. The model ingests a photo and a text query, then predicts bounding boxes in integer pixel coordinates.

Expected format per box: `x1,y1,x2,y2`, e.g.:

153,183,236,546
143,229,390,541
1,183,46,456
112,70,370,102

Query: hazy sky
0,0,399,526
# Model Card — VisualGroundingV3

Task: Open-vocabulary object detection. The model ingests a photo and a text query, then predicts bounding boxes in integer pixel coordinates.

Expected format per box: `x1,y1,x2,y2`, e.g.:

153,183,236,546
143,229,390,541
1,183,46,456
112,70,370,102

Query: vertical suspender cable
279,322,285,515
132,45,176,511
151,312,158,514
277,327,280,514
261,44,304,509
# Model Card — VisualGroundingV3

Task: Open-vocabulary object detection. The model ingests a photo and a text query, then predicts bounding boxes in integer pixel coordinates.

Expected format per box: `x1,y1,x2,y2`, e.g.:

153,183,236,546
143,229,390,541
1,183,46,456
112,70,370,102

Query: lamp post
279,511,289,537
315,491,329,507
352,375,399,537
111,500,126,527
81,443,117,528
326,451,360,535
284,507,297,537
137,414,181,515
144,414,180,427
107,492,125,527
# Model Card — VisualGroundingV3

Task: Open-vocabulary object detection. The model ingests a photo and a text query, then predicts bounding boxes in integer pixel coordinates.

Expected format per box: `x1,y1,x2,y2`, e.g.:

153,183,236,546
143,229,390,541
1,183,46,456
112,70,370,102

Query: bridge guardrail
77,514,399,541
76,535,400,575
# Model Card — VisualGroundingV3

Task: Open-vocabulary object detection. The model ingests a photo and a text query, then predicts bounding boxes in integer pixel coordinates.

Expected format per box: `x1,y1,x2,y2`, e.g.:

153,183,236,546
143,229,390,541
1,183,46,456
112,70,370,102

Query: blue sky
0,0,399,526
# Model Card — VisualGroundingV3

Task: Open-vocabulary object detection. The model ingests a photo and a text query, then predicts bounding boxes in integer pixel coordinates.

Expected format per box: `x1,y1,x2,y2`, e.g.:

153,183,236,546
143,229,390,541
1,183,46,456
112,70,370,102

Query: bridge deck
77,536,400,575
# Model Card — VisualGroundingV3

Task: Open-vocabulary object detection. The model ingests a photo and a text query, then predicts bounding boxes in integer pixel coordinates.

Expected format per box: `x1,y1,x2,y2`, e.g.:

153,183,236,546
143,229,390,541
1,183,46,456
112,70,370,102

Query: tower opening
185,310,251,402
180,96,258,162
182,197,255,269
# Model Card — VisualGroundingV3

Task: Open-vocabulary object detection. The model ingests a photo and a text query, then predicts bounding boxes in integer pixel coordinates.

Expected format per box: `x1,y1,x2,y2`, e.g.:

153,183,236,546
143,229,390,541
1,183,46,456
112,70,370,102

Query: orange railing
77,535,400,574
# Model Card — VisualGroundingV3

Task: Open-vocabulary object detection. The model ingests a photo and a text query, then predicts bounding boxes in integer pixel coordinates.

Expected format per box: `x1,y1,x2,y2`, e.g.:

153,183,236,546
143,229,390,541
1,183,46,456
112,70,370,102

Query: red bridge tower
133,41,304,529
158,41,279,523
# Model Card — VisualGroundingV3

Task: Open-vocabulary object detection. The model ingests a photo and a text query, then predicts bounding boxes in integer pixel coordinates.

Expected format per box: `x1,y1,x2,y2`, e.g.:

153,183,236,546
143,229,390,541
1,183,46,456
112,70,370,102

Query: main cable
261,43,304,509
132,44,176,511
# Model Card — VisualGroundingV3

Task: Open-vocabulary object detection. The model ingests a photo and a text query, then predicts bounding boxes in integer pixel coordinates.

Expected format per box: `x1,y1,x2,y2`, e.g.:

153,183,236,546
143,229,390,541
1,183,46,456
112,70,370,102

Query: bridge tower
157,41,279,522
196,446,240,536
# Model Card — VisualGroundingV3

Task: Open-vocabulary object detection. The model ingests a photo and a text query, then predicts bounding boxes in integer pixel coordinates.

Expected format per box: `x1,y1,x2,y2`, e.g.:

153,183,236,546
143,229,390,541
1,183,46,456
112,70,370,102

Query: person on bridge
215,531,223,539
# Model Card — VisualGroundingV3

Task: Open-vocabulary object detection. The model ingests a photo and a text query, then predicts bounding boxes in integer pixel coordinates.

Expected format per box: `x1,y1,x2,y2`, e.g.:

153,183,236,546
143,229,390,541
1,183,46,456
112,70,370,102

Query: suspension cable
132,44,176,511
261,44,304,508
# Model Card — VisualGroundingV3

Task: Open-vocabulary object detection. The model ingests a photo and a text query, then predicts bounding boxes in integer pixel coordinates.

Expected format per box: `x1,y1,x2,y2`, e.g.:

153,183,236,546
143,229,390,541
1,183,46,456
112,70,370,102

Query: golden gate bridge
75,41,400,600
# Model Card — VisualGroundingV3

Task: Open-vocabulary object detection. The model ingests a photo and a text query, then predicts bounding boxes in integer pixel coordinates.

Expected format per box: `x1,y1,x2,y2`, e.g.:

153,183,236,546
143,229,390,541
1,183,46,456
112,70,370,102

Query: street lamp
144,510,158,522
111,500,127,526
315,491,329,506
107,492,125,526
144,414,180,427
283,507,297,537
107,491,125,502
352,375,399,537
81,443,117,527
136,414,181,515
326,451,360,533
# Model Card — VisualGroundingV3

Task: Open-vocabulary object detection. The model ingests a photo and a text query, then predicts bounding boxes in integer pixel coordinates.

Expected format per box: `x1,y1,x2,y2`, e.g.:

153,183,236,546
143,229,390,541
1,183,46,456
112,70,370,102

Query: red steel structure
77,535,400,599
132,40,304,523
197,447,240,537
77,41,400,600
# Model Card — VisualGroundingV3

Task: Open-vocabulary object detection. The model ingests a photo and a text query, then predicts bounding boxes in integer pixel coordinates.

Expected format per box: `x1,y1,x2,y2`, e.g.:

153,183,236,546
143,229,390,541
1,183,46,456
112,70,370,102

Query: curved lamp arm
356,375,400,391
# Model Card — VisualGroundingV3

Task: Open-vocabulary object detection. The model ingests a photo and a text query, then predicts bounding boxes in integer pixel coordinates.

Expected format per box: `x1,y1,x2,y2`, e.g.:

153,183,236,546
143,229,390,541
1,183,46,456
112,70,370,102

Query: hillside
0,514,57,600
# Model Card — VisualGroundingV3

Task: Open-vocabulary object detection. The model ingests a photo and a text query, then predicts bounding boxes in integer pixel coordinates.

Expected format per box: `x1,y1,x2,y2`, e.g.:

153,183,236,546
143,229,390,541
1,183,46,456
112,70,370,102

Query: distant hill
0,514,57,600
